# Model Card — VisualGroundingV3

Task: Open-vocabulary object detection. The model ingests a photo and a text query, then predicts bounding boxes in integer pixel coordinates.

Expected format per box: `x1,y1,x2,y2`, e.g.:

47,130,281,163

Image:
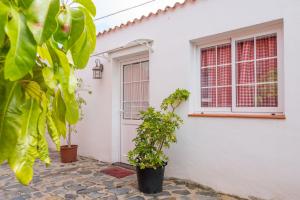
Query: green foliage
161,89,190,111
26,0,60,44
0,0,96,185
128,89,190,169
4,8,37,81
75,78,92,121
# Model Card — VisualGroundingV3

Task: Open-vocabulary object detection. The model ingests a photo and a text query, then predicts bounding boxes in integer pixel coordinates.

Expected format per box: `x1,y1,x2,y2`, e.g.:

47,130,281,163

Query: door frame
119,55,149,163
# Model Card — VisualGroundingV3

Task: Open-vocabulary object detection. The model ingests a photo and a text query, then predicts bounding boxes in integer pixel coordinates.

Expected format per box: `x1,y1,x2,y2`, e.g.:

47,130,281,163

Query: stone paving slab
0,152,251,200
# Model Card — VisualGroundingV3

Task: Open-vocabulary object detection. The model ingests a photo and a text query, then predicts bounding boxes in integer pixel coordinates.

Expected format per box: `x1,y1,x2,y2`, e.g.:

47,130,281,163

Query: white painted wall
72,0,300,199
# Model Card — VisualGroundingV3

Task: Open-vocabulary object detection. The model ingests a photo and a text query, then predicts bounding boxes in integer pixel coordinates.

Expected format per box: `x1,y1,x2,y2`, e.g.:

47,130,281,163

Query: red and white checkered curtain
201,47,216,107
236,35,278,107
236,39,255,107
201,44,231,107
256,35,278,107
217,45,232,107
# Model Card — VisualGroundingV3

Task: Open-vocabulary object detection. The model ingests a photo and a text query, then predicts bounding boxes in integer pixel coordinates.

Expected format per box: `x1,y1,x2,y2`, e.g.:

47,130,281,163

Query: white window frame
197,40,232,113
194,28,284,114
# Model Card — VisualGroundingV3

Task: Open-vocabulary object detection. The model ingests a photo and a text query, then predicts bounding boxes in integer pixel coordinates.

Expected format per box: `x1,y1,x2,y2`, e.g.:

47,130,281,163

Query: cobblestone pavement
0,152,248,200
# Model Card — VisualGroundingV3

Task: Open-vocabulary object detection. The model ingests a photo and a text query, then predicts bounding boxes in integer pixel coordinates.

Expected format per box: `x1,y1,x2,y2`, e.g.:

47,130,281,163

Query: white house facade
66,0,300,199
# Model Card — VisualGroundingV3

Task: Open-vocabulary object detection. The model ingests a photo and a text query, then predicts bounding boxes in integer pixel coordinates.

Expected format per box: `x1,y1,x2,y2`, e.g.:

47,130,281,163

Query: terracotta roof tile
97,0,196,37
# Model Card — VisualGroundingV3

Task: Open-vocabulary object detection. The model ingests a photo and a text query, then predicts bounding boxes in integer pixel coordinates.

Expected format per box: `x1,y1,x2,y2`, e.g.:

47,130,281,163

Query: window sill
188,113,286,119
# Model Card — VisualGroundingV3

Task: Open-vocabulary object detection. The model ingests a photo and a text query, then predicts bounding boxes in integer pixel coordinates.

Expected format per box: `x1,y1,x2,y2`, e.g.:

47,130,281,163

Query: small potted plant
128,89,190,194
60,78,92,163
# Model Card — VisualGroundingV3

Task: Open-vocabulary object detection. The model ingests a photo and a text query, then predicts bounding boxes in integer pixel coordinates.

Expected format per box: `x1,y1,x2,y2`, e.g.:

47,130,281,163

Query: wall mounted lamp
92,59,104,79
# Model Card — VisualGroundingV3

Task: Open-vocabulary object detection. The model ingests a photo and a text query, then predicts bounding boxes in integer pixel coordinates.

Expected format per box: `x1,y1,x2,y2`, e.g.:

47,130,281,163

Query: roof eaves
97,0,197,38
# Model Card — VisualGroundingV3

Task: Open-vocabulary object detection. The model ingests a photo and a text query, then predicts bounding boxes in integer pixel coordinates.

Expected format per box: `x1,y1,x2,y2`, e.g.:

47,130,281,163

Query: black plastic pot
136,165,166,194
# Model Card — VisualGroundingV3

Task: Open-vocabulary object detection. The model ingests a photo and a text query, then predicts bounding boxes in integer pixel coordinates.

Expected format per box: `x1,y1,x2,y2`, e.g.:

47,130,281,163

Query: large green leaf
37,117,51,164
53,8,71,44
71,31,89,69
0,0,97,185
26,0,60,44
73,0,96,16
37,92,50,164
0,0,10,6
69,66,77,93
8,98,41,185
17,0,34,9
82,7,96,51
53,48,79,124
71,7,96,69
62,91,78,125
0,2,9,47
42,67,57,90
46,42,79,124
53,47,70,90
46,41,67,82
23,81,43,101
4,9,37,81
0,78,23,164
22,81,51,164
52,90,66,138
46,111,60,150
38,45,53,66
64,7,85,50
0,76,44,185
0,36,10,68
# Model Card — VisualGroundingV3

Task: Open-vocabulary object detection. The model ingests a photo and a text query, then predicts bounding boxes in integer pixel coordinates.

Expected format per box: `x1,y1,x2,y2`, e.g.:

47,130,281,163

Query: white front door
120,59,149,164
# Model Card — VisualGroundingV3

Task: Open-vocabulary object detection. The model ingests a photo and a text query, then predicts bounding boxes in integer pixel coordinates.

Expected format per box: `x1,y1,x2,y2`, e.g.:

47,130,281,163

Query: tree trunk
67,124,71,148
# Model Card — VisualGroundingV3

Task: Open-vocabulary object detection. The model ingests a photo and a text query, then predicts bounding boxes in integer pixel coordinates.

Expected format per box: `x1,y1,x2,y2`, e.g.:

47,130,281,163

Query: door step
112,162,135,171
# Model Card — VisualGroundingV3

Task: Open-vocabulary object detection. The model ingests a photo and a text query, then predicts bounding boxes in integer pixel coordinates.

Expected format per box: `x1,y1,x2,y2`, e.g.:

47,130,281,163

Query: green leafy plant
128,89,190,169
66,78,92,147
0,0,96,185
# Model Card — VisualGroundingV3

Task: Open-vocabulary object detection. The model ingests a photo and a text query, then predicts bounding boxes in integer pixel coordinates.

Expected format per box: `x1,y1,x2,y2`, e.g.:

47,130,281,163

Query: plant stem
159,103,176,151
158,139,164,152
68,124,71,148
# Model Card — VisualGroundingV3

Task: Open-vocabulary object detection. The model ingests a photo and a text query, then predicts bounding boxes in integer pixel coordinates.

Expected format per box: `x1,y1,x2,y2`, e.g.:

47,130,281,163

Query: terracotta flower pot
60,145,78,163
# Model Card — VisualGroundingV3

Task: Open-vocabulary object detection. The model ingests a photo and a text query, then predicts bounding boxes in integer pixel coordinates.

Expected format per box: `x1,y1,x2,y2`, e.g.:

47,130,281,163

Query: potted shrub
128,89,190,194
60,78,92,163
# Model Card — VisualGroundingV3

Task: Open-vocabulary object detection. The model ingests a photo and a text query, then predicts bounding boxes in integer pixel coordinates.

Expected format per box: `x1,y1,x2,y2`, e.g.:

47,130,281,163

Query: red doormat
101,167,135,178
